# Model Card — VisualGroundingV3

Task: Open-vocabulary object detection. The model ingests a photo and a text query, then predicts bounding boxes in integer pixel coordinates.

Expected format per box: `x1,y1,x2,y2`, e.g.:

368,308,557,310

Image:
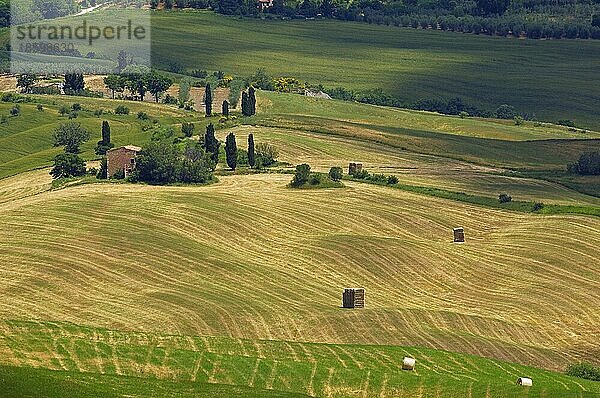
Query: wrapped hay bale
402,357,416,370
517,377,532,386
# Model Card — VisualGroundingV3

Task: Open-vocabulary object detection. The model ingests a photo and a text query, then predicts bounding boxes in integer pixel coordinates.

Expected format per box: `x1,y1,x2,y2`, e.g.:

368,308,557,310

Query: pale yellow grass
0,173,598,372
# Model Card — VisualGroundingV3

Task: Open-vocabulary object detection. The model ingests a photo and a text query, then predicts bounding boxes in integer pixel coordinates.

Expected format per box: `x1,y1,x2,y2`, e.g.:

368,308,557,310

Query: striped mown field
1,320,599,397
1,172,598,375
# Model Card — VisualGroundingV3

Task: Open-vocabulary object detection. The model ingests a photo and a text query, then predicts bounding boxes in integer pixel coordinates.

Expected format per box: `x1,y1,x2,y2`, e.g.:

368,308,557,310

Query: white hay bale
402,357,416,370
517,377,532,386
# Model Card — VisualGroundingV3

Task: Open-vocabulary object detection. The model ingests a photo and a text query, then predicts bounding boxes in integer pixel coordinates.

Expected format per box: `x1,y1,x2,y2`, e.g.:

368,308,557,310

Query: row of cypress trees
241,87,257,117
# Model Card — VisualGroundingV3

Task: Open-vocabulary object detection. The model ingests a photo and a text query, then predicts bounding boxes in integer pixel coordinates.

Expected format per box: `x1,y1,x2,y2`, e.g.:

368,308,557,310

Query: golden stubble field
0,171,598,372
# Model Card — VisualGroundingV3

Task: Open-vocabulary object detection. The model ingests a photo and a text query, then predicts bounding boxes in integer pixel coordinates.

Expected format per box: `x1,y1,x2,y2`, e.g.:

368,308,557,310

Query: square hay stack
348,162,363,175
453,227,465,243
343,288,365,308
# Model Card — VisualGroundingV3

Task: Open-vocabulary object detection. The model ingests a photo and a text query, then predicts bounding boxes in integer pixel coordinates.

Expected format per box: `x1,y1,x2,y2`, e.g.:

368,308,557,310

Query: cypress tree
241,91,250,116
204,123,220,165
204,83,213,117
248,133,255,168
222,100,229,117
101,121,111,145
248,86,256,116
225,132,237,170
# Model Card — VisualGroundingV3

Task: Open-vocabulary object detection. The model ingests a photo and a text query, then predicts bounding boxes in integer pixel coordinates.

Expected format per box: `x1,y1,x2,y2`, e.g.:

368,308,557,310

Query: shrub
351,169,370,179
309,173,321,185
557,119,576,127
532,202,544,212
9,104,20,116
291,163,311,187
329,167,343,181
369,173,388,184
115,105,130,115
459,111,469,118
499,193,512,203
93,109,104,117
68,111,78,119
387,175,399,185
137,111,149,120
181,122,195,137
514,116,524,125
72,103,82,111
566,363,600,381
255,143,278,167
37,104,43,111
59,105,70,116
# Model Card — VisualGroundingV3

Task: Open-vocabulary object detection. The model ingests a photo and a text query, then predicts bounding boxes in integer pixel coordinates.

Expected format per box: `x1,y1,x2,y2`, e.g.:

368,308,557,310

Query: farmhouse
258,0,273,10
107,145,141,178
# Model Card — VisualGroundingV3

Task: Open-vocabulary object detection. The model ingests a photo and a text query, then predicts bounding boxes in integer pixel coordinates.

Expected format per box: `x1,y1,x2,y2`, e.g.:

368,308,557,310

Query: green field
148,11,600,130
2,320,600,397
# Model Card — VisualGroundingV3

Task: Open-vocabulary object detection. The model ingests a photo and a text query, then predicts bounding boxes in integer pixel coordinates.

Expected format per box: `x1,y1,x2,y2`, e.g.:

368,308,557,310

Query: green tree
204,83,213,116
50,153,86,179
179,77,192,104
248,86,257,115
134,141,181,184
241,91,250,116
292,163,311,186
97,157,108,179
255,142,278,166
222,100,230,117
64,73,84,93
16,74,37,93
95,120,114,155
225,132,237,170
53,122,91,153
329,166,343,181
204,123,220,166
147,72,173,103
104,74,125,99
248,133,255,168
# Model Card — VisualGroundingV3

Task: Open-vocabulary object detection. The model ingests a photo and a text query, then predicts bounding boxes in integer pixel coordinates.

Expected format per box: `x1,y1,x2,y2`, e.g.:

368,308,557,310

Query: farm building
342,288,365,308
257,0,273,10
106,145,141,178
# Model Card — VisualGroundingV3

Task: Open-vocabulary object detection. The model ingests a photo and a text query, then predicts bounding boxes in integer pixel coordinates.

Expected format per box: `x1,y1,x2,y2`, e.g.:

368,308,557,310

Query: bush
37,104,43,111
387,175,399,185
9,104,20,116
459,111,469,118
72,103,82,111
557,119,576,127
309,173,321,185
291,163,311,187
115,105,130,115
181,122,195,137
351,169,370,179
566,363,600,381
499,193,512,203
532,202,544,212
137,111,149,120
93,109,104,117
514,116,524,125
58,105,70,116
329,166,343,181
255,143,278,167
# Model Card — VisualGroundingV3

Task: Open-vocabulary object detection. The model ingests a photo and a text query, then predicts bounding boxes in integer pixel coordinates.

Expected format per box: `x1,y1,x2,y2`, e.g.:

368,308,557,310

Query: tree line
150,0,600,40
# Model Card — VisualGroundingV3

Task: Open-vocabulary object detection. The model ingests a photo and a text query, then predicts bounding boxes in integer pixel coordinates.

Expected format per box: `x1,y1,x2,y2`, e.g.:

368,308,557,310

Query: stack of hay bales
342,288,365,308
453,227,465,243
348,162,363,175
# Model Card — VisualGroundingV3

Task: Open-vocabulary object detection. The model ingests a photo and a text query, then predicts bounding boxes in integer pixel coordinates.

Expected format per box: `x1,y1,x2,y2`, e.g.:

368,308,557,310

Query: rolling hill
1,90,599,397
